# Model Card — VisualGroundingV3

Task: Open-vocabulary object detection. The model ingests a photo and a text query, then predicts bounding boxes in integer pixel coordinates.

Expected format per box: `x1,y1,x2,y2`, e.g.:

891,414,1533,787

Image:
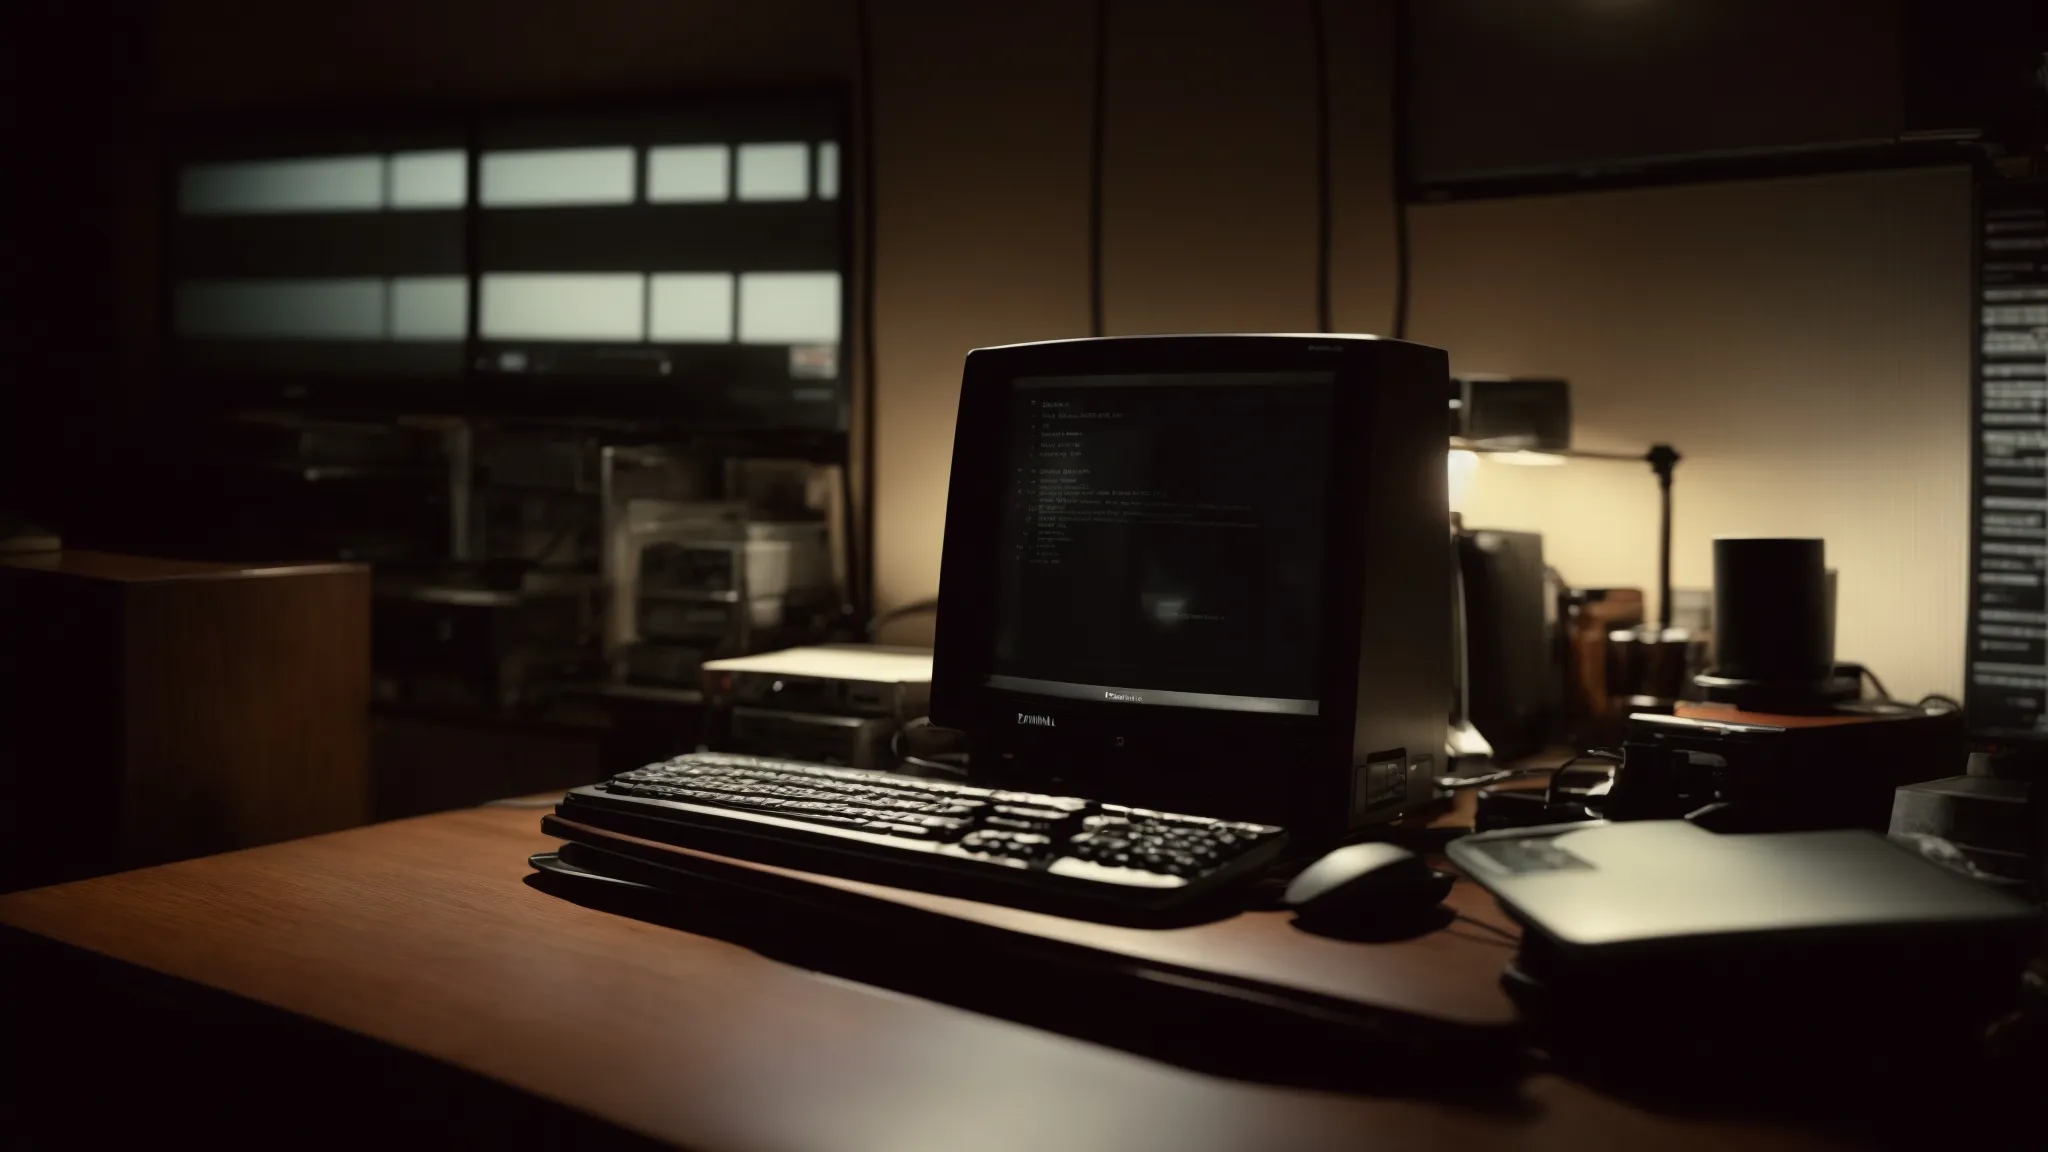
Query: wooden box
0,551,370,890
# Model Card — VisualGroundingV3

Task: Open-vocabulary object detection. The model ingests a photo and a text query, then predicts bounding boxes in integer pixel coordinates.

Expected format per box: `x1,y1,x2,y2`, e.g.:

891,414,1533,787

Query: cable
853,0,879,621
1861,666,1893,702
900,753,970,779
1452,911,1521,946
1388,0,1413,339
891,718,971,779
1544,749,1622,806
1087,0,1110,337
1309,0,1333,332
1436,766,1558,790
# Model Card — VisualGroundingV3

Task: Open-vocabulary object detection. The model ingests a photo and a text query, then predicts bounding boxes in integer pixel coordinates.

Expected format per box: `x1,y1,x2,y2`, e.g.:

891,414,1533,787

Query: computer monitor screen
985,372,1335,716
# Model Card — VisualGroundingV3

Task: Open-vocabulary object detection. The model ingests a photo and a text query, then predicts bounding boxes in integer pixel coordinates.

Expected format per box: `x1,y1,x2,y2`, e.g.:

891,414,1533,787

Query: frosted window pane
649,273,735,342
481,274,645,340
390,277,468,340
736,143,809,201
481,147,635,207
647,145,730,203
175,279,386,339
390,151,466,209
179,156,383,215
816,142,839,200
738,272,839,344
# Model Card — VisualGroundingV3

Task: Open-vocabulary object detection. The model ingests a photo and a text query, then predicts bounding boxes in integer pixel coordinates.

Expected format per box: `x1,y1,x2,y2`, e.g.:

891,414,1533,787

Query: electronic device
699,646,934,769
549,752,1287,921
609,495,841,685
703,645,933,721
1609,703,1964,833
720,708,898,771
1281,842,1456,930
1448,376,1570,450
1448,819,2042,1086
1891,769,2044,892
930,334,1451,844
1967,175,2048,758
544,334,1446,914
1455,529,1555,761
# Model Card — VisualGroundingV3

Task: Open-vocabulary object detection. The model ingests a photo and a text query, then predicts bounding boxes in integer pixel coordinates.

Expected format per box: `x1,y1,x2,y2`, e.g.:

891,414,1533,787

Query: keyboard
549,752,1289,920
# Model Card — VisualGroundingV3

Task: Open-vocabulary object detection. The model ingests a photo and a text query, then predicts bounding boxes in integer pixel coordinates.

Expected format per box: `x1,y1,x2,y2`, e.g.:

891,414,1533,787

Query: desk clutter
10,10,2047,1140
533,336,2048,1120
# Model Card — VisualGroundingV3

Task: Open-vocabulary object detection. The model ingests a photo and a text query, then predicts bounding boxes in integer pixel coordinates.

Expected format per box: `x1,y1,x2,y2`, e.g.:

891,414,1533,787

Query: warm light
1447,448,1480,513
1491,450,1568,467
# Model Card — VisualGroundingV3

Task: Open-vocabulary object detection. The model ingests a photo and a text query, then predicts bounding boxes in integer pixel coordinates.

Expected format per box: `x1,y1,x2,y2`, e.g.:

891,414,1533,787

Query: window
816,142,840,201
736,142,810,201
389,151,467,209
647,145,730,203
170,95,846,427
739,272,840,344
390,277,468,340
649,273,736,342
179,156,383,215
480,147,635,207
176,279,386,339
481,274,645,341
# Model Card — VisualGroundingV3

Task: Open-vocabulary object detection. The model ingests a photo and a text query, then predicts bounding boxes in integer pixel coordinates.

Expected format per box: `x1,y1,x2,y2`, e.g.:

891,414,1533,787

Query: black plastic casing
930,335,1450,846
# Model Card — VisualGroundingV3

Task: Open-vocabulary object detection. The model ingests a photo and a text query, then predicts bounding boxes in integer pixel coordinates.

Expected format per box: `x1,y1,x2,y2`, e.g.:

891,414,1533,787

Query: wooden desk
0,806,1839,1150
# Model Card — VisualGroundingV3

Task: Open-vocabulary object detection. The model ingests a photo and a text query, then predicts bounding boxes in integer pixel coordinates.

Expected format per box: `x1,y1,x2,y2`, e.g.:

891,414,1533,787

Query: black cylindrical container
1705,537,1831,692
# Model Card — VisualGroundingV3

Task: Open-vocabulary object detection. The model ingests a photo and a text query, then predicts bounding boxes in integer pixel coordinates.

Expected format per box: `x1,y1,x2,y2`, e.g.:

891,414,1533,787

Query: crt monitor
930,335,1450,841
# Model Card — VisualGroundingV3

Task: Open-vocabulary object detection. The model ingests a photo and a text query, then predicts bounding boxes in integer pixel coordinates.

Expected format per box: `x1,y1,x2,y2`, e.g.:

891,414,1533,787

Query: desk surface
0,548,364,583
0,806,1834,1151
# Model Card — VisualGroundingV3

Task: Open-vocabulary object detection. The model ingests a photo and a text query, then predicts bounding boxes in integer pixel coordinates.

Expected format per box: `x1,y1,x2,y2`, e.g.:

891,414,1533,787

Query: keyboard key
1046,857,1189,888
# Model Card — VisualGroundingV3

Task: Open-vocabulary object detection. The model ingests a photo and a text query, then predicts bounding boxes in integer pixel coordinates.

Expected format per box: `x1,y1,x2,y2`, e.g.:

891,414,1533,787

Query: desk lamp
1455,441,1684,632
1446,376,1683,761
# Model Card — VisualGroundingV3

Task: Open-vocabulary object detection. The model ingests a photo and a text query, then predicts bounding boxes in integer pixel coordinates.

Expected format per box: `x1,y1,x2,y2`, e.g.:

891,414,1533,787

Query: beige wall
869,0,1399,612
1421,168,1973,700
154,2,1977,696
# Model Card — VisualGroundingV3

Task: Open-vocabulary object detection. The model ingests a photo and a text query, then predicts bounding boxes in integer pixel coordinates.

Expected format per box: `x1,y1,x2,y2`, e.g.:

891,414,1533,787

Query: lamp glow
1448,448,1480,513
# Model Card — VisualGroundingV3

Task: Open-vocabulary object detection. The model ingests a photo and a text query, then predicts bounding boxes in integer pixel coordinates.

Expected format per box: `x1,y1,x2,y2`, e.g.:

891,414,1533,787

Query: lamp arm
1646,444,1681,631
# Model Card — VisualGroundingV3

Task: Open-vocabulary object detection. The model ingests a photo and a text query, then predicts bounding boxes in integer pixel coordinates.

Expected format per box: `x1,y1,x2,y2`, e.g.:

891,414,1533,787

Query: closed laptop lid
1448,820,2039,949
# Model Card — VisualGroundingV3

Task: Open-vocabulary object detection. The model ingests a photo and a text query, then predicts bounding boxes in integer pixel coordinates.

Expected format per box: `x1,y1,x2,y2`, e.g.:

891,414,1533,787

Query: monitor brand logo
1103,691,1143,702
1016,713,1057,727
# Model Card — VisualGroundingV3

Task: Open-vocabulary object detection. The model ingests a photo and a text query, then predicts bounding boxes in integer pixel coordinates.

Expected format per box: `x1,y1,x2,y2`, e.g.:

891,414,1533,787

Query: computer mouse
1282,841,1456,929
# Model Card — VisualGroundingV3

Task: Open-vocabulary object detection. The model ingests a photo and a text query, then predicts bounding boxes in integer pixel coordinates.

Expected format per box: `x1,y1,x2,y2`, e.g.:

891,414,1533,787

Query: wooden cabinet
0,551,370,890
